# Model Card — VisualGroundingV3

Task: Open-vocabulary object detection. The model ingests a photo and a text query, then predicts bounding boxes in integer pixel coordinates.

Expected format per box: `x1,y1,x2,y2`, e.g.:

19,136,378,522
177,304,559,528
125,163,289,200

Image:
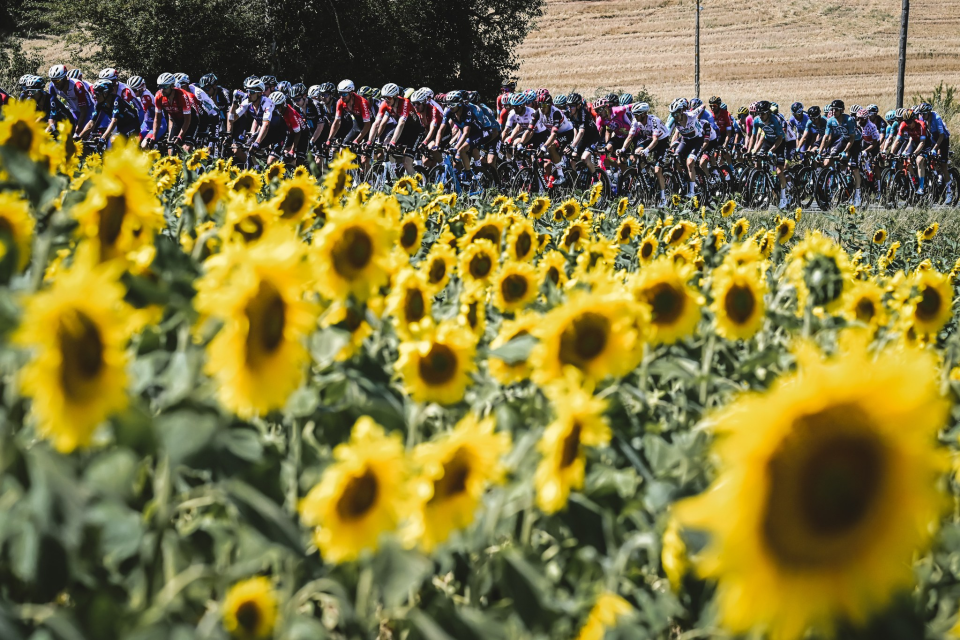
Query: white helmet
98,67,119,81
337,79,355,93
380,83,401,98
417,87,434,100
174,73,190,86
307,84,322,99
48,64,69,80
410,88,431,104
670,97,689,113
127,75,146,91
157,72,177,88
67,69,83,80
631,102,650,115
269,91,286,106
243,77,266,92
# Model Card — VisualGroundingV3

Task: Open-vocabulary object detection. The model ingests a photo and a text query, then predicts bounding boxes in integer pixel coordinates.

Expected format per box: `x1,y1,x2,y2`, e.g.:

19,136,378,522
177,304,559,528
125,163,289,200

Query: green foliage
0,34,43,93
913,82,959,121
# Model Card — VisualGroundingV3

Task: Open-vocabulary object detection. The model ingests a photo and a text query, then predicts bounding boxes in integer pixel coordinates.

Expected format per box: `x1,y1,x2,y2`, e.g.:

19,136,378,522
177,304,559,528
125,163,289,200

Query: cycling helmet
269,91,286,106
737,106,748,117
417,87,435,100
174,73,190,87
157,72,177,88
435,93,447,103
720,102,728,111
747,101,759,115
501,80,517,91
307,84,322,99
829,99,845,111
594,97,611,110
445,90,464,106
566,92,583,106
381,82,401,98
689,98,703,109
261,75,277,87
708,95,722,106
755,100,771,114
92,78,113,94
895,107,906,119
23,76,45,93
291,82,307,98
67,69,83,80
337,79,355,93
403,87,415,99
867,104,880,115
127,75,146,92
537,88,552,104
358,85,375,98
916,102,932,114
884,109,897,122
508,92,526,107
276,80,292,96
769,102,779,114
48,64,69,80
618,93,633,106
903,108,916,122
411,88,432,104
318,82,335,94
198,73,217,88
791,101,803,114
466,91,480,103
98,68,119,82
669,97,689,113
554,94,568,107
856,108,869,119
631,102,650,115
522,89,537,104
807,105,821,118
244,77,266,93
604,92,618,104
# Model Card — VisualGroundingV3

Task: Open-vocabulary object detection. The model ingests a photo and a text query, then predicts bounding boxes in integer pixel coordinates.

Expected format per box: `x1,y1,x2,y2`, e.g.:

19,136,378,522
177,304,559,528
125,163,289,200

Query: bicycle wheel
947,168,960,206
746,169,774,209
815,168,838,211
497,161,518,186
365,161,393,192
830,171,855,209
513,167,544,195
617,168,640,205
427,164,456,193
793,166,816,209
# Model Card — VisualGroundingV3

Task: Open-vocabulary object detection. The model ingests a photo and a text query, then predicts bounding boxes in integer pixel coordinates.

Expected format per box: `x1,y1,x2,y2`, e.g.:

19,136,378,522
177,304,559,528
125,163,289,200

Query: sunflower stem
699,333,716,407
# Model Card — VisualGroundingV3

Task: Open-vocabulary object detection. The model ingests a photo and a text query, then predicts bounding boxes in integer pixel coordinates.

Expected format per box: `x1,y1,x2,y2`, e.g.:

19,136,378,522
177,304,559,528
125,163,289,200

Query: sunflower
584,182,603,208
492,261,539,313
758,230,775,258
786,232,854,314
575,238,618,276
458,239,499,292
539,250,569,289
222,577,278,640
506,218,537,262
632,257,703,345
872,229,887,244
230,170,264,197
532,290,646,385
842,280,888,327
776,218,796,244
184,172,228,216
676,341,949,640
271,174,320,224
461,215,507,251
730,217,750,241
72,175,163,265
553,198,581,222
385,269,433,339
561,221,590,253
457,288,487,338
410,414,511,551
710,264,767,341
221,199,275,246
185,147,209,172
196,228,317,418
262,161,286,183
488,312,540,385
576,593,634,640
720,199,737,218
665,220,697,247
662,518,690,591
637,233,659,264
418,243,456,294
396,320,477,405
313,203,398,302
908,269,954,337
529,196,551,219
0,191,35,272
300,417,409,563
391,175,421,196
320,302,374,361
535,370,611,513
921,222,939,241
0,99,50,163
398,212,425,256
615,217,641,245
15,255,133,453
708,228,726,251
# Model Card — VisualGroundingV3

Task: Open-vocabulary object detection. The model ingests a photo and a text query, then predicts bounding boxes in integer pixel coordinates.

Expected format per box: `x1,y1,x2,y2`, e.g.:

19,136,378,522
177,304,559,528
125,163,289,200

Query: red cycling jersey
712,107,733,133
279,103,304,133
496,93,510,112
154,88,193,122
415,102,443,129
335,93,373,122
897,119,927,142
378,97,412,120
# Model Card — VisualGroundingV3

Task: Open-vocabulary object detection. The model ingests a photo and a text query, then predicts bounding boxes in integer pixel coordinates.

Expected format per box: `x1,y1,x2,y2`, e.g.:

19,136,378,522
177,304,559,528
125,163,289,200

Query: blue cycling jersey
789,113,810,137
824,113,862,142
753,113,784,139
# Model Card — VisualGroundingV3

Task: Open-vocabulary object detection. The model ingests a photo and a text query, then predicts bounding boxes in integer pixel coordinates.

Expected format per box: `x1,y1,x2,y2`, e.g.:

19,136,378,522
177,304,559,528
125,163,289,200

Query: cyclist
326,80,373,145
48,64,92,133
890,108,929,195
497,80,517,112
127,76,159,141
866,105,886,138
770,103,796,162
75,78,141,142
623,102,670,205
530,89,573,182
731,106,750,148
411,88,445,163
147,72,196,153
98,68,143,120
501,91,540,158
306,84,333,148
788,102,809,156
797,105,824,152
229,78,288,164
21,76,72,131
198,73,232,135
880,109,899,152
261,75,278,98
176,74,218,143
369,82,422,175
437,90,485,176
749,100,789,209
709,97,733,160
916,102,951,161
269,91,304,161
818,99,863,206
690,98,720,173
565,92,602,176
594,96,633,169
665,97,706,199
856,108,881,177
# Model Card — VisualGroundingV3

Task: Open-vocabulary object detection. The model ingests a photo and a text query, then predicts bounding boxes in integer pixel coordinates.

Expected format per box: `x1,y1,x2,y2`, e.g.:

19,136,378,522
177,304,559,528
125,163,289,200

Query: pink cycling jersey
596,106,633,139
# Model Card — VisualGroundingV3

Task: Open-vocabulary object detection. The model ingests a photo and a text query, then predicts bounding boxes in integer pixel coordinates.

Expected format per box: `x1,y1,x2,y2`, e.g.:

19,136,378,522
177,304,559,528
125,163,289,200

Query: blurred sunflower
322,150,358,201
396,320,477,405
637,233,659,264
0,191,35,272
776,218,796,244
222,577,278,640
506,218,537,262
461,215,507,250
843,280,888,328
529,196,551,219
676,341,949,640
710,264,767,341
758,230,775,258
222,200,274,246
584,182,603,208
535,370,611,513
908,269,954,337
786,232,854,313
313,203,398,302
320,302,373,361
492,261,539,313
185,147,209,171
488,312,540,385
300,417,409,563
458,239,499,292
576,593,634,640
271,174,320,224
457,288,487,338
612,198,626,218
615,217,641,244
539,250,569,289
184,172,228,215
15,255,133,453
73,172,163,264
196,228,317,418
385,269,432,339
411,413,511,551
632,257,703,345
665,220,697,247
391,175,421,195
921,222,939,242
420,243,456,293
263,161,286,182
230,170,264,197
731,217,750,240
720,200,737,218
561,221,590,253
872,229,887,244
398,212,425,256
661,518,690,591
575,238,618,276
553,198,581,222
0,99,50,163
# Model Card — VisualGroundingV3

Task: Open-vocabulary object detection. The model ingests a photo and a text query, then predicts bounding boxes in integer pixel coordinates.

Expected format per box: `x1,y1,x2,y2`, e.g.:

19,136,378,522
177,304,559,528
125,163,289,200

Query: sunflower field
5,98,960,640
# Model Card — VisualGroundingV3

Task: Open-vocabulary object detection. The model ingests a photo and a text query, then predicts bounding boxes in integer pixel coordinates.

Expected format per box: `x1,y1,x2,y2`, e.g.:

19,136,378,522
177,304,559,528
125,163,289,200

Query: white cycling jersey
232,96,277,123
534,106,573,134
188,84,218,116
504,106,539,131
629,114,669,140
666,108,705,139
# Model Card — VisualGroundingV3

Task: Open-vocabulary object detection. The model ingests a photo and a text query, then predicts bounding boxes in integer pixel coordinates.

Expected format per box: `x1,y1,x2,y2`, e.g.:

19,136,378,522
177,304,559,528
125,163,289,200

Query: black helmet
828,99,845,111
261,75,278,86
199,73,217,89
466,90,480,103
807,105,821,118
708,95,722,106
755,99,771,113
318,82,335,94
566,92,583,106
291,82,307,98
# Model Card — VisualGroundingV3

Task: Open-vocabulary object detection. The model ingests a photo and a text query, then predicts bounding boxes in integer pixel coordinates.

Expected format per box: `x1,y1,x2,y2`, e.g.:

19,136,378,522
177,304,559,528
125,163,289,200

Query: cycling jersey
47,79,92,123
504,106,540,131
567,105,598,131
92,94,141,135
443,105,481,132
804,117,825,139
666,108,705,139
860,120,880,143
0,89,8,106
278,103,304,133
753,113,784,140
496,92,510,112
185,85,217,117
535,105,573,134
743,114,754,137
897,119,927,142
712,107,733,134
789,113,810,140
924,112,950,136
233,95,276,124
824,113,862,142
335,93,373,123
379,97,413,124
776,113,794,141
297,99,322,131
596,105,633,138
139,89,156,125
415,101,444,130
29,90,72,124
698,108,718,140
475,103,498,130
156,88,193,122
884,123,897,139
628,114,668,140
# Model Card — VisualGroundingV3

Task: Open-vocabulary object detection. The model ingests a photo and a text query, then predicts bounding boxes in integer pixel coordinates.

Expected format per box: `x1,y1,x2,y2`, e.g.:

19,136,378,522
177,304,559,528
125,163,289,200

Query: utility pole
896,0,909,108
695,0,701,99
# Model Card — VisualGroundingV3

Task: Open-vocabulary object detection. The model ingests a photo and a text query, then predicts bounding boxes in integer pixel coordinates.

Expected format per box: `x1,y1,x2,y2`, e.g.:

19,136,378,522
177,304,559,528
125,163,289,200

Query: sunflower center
515,232,532,258
647,282,685,325
280,187,305,218
855,298,876,322
667,228,683,244
428,257,447,284
473,225,500,247
245,281,286,366
429,447,472,505
336,467,379,521
10,121,34,153
418,343,458,386
803,254,845,308
546,266,560,286
915,286,942,322
501,274,529,303
58,309,105,402
401,222,419,249
332,227,373,278
98,193,127,248
332,171,347,195
564,228,581,247
559,422,582,469
620,226,631,241
236,215,265,243
200,183,217,206
469,253,492,279
762,404,886,569
234,176,255,192
235,600,262,633
559,312,609,367
640,241,654,260
403,288,426,323
724,283,756,325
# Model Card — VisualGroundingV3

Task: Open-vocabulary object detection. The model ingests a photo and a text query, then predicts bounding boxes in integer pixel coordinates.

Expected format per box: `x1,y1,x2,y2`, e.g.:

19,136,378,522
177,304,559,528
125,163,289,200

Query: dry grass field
517,0,960,110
